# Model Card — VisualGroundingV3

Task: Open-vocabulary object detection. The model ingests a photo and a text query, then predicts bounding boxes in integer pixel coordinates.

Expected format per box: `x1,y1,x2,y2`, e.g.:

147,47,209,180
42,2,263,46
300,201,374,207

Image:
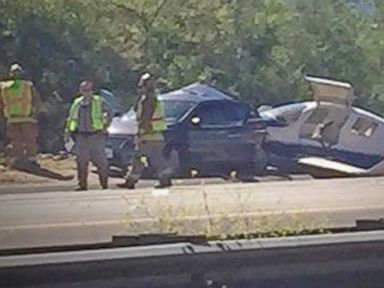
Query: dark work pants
126,139,172,183
75,133,108,189
6,122,38,161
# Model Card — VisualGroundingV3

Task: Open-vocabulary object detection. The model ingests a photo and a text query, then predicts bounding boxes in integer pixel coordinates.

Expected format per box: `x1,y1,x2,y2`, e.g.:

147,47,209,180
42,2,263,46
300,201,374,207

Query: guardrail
1,231,384,288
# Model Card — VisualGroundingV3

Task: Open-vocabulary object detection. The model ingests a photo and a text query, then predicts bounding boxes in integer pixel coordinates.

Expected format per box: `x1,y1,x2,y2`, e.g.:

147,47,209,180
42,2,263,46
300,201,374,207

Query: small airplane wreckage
260,76,384,178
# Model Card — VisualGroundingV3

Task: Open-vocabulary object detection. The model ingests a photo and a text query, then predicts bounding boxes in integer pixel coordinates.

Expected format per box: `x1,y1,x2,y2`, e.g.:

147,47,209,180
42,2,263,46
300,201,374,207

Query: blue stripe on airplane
264,141,382,169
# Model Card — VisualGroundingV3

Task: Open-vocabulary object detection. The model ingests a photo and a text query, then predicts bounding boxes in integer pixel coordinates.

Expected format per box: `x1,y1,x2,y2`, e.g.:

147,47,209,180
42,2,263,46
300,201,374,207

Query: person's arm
137,95,155,134
64,100,75,141
135,95,144,121
31,83,47,114
102,101,113,128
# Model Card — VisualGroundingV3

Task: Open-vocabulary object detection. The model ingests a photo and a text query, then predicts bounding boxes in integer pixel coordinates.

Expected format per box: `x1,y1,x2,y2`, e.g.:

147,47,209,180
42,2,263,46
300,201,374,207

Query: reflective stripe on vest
1,80,33,120
67,95,105,132
151,97,166,132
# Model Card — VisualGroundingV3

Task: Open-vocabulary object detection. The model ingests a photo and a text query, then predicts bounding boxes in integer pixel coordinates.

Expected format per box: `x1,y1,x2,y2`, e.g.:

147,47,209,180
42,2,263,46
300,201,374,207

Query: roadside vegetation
1,0,384,151
121,188,330,240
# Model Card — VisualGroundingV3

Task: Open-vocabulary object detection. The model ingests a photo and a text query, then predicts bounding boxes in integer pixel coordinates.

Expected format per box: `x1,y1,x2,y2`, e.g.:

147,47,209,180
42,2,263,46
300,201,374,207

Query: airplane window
351,118,378,137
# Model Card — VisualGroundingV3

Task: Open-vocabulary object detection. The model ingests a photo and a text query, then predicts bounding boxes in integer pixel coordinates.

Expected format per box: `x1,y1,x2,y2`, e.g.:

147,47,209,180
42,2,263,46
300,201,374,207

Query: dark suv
106,83,268,176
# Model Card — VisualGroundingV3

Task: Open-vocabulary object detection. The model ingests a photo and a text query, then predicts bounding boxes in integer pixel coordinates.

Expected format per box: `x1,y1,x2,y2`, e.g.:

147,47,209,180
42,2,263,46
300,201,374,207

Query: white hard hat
9,63,23,73
137,72,153,88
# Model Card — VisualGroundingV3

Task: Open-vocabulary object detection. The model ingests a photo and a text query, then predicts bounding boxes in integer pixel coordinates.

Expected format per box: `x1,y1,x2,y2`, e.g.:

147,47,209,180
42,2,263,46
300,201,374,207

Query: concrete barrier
1,231,384,287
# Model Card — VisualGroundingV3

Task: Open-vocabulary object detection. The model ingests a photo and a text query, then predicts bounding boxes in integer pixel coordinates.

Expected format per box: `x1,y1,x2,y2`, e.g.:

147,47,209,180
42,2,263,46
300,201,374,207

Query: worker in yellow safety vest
0,63,45,167
118,73,172,189
66,80,112,191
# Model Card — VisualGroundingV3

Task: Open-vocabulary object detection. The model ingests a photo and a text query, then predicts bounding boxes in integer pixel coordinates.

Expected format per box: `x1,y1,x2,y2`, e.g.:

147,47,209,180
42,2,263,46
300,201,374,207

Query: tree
1,0,384,152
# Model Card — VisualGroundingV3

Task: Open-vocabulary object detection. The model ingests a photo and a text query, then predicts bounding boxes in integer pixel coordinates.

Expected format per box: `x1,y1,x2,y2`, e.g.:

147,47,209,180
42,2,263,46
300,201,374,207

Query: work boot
101,183,108,190
117,179,137,189
155,178,172,189
77,179,88,191
100,179,108,190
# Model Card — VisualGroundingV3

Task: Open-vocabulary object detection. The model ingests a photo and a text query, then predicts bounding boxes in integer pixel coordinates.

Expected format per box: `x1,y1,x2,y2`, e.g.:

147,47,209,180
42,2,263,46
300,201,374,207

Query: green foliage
1,0,384,150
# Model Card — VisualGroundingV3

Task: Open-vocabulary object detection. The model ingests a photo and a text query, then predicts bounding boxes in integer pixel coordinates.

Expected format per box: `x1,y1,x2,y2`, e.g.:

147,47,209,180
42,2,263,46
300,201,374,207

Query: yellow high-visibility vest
66,95,105,132
138,96,166,140
0,80,35,123
151,97,166,132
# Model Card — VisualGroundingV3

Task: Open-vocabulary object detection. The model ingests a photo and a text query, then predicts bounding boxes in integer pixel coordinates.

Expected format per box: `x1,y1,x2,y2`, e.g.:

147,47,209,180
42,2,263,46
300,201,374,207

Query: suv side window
195,102,248,128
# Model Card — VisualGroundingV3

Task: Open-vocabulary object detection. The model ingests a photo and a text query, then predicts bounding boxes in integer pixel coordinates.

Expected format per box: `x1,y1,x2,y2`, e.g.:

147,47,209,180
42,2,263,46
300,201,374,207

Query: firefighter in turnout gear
0,63,45,167
118,73,172,189
66,80,112,191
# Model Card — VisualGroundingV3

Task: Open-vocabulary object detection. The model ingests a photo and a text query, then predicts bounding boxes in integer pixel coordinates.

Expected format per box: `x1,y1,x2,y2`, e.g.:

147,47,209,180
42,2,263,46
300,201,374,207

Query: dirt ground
0,155,117,188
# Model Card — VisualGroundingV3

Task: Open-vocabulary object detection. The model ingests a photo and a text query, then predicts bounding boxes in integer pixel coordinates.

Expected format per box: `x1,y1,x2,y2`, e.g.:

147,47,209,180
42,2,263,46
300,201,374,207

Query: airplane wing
366,159,384,176
297,157,367,177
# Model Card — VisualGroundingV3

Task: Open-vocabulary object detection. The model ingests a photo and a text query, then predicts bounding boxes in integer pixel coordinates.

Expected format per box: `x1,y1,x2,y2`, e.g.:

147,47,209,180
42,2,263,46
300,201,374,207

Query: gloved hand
63,132,76,153
63,132,70,143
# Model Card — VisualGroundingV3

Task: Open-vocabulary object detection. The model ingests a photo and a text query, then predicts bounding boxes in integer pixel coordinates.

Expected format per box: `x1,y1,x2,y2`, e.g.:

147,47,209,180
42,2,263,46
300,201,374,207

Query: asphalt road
1,176,384,251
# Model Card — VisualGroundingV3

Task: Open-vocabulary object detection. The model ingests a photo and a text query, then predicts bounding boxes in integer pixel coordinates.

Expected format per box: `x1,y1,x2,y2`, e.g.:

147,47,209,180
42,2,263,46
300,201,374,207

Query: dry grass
121,188,330,239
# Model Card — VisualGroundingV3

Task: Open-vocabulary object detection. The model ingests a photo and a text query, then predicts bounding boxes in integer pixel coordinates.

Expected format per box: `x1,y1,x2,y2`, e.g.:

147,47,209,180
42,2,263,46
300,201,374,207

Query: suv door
185,101,253,168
